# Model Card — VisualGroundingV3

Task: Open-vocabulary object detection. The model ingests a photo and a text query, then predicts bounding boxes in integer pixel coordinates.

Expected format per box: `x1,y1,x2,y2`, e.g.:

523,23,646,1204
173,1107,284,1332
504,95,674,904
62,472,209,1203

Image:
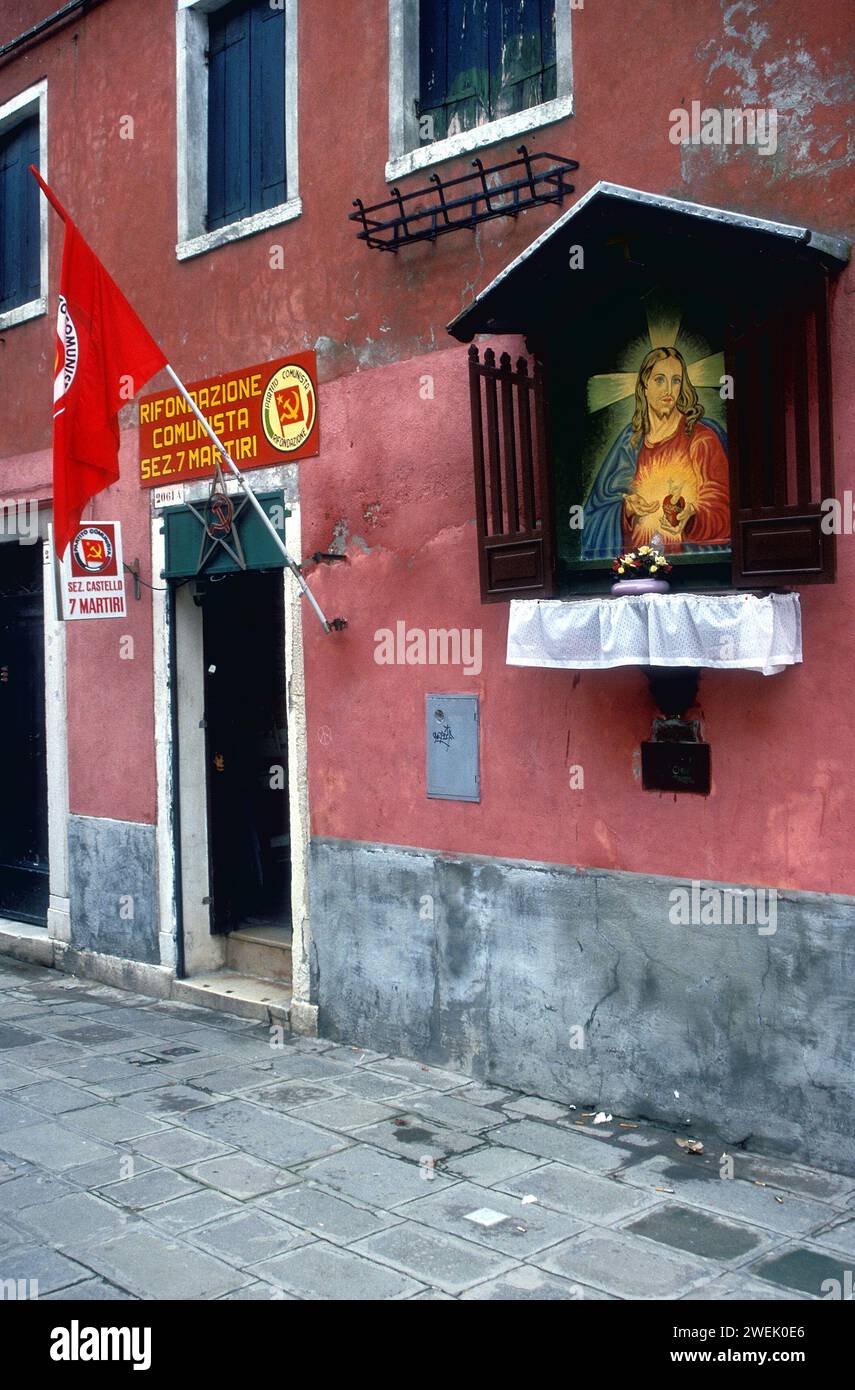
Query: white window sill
177,196,302,262
0,296,47,332
385,93,574,183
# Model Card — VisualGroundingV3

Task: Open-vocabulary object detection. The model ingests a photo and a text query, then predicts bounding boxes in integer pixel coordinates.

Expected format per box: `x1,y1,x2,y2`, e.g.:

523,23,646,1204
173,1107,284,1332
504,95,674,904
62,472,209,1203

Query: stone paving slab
618,1202,782,1266
255,1182,403,1245
401,1091,507,1134
444,1144,545,1186
0,1121,116,1171
365,1058,468,1091
290,1096,402,1132
8,1080,98,1115
144,1188,244,1235
180,1099,350,1165
184,1153,299,1200
41,1278,137,1300
97,1168,202,1210
0,1096,42,1130
81,1228,252,1300
0,1244,92,1295
398,1178,587,1258
297,1144,455,1209
327,1070,426,1102
460,1266,613,1300
0,1170,75,1210
61,1103,169,1143
352,1221,518,1294
532,1228,715,1300
496,1161,659,1224
745,1242,855,1298
185,1208,314,1265
492,1118,630,1174
616,1155,837,1236
129,1127,234,1168
355,1116,482,1161
0,1059,40,1089
253,1238,424,1299
15,1191,137,1250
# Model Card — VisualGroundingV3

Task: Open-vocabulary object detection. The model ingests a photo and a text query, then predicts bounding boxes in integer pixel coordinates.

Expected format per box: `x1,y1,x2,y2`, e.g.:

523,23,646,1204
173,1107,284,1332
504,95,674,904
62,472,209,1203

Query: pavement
1,956,854,1301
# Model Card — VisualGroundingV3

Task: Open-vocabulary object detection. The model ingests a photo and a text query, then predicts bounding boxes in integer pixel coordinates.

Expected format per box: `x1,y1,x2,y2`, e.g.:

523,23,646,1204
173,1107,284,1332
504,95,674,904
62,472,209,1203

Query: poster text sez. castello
138,352,319,487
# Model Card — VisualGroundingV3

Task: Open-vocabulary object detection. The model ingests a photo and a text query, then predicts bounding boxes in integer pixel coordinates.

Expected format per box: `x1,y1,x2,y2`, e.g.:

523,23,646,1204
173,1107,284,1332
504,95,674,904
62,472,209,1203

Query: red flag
30,168,167,557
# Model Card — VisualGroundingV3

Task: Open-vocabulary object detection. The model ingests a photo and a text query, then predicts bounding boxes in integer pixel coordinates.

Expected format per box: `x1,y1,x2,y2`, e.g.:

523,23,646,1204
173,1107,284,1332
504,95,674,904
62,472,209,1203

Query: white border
151,471,312,1006
386,0,573,182
176,0,301,261
0,80,48,332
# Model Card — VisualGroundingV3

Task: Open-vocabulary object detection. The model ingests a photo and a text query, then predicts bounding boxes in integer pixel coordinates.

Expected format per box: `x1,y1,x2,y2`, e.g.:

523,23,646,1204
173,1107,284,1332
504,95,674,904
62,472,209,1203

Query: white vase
611,578,670,596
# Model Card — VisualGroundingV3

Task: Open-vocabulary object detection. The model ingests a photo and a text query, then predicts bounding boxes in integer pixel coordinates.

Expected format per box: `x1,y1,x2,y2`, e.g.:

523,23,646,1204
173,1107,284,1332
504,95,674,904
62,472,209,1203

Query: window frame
386,0,573,183
176,0,301,262
0,79,48,333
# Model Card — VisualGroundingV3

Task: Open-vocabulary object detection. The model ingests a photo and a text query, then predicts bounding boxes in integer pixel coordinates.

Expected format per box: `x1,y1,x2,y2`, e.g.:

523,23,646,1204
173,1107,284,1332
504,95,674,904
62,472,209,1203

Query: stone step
172,969,291,1024
225,925,292,984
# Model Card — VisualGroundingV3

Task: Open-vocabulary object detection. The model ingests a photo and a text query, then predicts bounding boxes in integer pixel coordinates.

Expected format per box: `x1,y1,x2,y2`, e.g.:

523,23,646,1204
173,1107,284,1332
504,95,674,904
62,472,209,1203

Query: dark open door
200,569,290,935
0,543,49,925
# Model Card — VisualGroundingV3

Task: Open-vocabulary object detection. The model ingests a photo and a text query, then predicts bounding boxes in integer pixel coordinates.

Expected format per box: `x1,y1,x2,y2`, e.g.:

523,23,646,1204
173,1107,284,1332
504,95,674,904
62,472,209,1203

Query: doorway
200,568,290,937
0,543,48,925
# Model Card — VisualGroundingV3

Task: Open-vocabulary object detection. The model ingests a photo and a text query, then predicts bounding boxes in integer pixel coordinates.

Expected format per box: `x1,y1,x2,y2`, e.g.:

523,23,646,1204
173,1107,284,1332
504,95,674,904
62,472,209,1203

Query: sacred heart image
557,288,732,569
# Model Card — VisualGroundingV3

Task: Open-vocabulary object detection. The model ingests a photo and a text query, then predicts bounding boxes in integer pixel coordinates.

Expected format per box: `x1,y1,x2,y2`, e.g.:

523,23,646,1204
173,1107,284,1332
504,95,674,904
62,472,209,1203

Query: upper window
207,0,286,231
387,0,572,181
176,0,300,261
419,0,556,143
0,81,47,330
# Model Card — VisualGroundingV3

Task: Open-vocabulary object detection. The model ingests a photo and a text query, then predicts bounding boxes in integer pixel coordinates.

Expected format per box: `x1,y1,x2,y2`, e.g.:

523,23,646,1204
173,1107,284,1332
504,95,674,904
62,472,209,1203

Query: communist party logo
262,363,316,453
72,526,114,574
53,295,79,419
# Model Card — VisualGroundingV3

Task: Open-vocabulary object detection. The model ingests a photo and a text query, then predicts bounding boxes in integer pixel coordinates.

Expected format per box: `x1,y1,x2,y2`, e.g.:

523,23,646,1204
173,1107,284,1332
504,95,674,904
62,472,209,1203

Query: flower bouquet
611,545,672,596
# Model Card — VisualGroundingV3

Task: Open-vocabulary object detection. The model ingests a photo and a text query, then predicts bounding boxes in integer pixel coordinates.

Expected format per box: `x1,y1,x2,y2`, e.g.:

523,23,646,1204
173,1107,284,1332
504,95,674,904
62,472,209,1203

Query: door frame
152,476,313,1010
0,518,69,938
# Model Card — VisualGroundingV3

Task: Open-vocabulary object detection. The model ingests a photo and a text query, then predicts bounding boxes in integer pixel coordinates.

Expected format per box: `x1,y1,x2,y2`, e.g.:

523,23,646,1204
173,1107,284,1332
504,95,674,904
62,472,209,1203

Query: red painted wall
0,1,853,885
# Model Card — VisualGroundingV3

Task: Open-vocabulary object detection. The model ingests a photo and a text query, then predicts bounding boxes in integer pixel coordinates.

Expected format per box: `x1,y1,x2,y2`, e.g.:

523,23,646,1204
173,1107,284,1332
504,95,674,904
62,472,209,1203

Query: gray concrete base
309,838,855,1178
289,1000,318,1037
67,815,159,964
0,919,53,966
54,942,174,998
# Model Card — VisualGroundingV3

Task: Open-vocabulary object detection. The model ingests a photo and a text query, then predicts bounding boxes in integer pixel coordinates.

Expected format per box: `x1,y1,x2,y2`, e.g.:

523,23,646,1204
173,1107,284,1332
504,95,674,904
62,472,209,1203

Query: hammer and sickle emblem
206,490,234,537
277,388,301,422
86,542,104,561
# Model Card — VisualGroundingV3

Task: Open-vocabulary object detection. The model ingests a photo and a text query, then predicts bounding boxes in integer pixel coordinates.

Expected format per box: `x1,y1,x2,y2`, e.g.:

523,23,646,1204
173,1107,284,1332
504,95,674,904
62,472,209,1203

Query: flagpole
163,365,332,634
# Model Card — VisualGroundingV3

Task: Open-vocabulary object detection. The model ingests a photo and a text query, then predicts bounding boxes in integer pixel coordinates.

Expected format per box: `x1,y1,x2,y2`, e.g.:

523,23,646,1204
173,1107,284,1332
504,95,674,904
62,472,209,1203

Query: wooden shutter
468,345,555,602
251,0,287,214
726,271,836,586
207,2,251,230
0,116,40,313
493,0,556,117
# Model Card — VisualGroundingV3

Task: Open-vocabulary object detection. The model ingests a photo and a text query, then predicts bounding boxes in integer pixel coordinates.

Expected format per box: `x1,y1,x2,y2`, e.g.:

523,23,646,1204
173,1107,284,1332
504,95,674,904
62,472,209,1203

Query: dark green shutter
0,116,41,313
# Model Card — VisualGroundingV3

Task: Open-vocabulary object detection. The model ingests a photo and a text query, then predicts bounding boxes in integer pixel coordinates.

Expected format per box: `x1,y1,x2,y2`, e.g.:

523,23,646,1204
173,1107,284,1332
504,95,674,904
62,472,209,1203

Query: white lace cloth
506,592,802,677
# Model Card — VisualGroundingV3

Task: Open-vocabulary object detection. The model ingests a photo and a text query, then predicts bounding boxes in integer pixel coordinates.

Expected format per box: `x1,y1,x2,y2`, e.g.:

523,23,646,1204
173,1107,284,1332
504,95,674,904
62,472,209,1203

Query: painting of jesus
582,346,730,559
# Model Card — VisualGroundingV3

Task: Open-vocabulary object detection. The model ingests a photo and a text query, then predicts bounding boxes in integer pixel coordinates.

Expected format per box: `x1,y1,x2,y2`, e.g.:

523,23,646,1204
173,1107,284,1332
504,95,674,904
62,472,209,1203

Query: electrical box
426,694,480,802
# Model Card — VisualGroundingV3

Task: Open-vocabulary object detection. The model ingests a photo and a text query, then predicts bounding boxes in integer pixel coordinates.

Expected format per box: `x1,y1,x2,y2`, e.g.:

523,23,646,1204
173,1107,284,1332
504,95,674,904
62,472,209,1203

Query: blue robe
580,416,729,560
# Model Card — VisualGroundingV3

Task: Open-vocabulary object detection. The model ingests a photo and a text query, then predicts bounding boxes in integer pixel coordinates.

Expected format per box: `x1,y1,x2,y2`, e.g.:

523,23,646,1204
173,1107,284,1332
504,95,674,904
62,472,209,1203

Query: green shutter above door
161,490,290,579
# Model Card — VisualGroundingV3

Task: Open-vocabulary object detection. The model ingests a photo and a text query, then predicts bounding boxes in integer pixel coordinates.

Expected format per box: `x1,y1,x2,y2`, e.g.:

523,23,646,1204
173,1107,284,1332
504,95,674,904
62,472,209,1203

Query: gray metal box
426,694,480,802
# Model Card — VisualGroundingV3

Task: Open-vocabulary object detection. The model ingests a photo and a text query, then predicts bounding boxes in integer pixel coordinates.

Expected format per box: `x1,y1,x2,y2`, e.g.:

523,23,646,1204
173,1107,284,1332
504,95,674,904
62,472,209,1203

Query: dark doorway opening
200,569,290,936
0,543,48,925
